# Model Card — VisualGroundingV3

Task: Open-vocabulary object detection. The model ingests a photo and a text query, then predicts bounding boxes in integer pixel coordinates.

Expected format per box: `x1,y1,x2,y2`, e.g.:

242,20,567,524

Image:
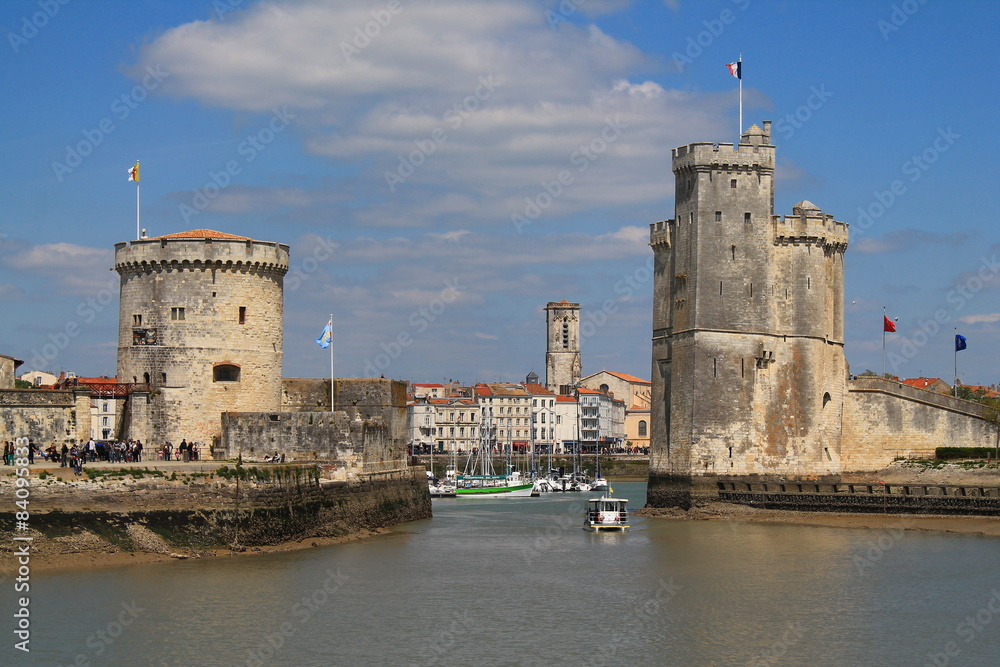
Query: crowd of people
1,437,206,472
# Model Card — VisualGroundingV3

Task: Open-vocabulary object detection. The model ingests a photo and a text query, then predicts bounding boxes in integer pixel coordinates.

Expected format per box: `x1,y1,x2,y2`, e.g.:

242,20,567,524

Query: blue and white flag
955,334,967,352
316,318,333,349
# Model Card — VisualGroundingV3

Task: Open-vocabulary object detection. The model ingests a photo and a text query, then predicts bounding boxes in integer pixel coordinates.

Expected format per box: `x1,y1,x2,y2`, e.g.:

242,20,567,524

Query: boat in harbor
583,494,629,532
427,468,456,498
455,468,534,497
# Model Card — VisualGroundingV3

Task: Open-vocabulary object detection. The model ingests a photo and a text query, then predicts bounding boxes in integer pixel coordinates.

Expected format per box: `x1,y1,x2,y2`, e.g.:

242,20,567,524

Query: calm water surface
4,482,1000,666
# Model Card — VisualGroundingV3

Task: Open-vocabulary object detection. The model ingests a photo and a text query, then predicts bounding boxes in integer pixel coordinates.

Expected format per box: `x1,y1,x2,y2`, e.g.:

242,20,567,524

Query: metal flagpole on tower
136,177,140,240
738,53,743,138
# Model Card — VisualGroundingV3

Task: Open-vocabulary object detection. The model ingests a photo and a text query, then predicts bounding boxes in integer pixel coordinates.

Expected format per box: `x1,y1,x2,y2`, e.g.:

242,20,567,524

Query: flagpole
882,306,887,378
738,53,743,138
330,313,337,412
136,164,141,240
954,327,958,397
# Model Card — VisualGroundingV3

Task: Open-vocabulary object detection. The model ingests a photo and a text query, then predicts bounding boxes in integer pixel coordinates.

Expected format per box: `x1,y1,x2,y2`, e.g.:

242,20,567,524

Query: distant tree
956,385,988,402
14,379,31,389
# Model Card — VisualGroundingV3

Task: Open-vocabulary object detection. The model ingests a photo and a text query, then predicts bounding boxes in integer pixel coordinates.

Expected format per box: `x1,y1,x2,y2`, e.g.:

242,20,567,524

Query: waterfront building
648,122,995,507
524,381,558,454
579,370,651,450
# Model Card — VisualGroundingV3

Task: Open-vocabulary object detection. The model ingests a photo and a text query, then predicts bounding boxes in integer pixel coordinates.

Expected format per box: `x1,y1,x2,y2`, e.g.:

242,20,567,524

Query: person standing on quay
180,439,189,462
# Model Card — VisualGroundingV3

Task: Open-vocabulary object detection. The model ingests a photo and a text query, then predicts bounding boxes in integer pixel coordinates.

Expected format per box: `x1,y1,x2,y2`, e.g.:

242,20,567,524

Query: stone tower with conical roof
648,122,849,507
115,229,289,452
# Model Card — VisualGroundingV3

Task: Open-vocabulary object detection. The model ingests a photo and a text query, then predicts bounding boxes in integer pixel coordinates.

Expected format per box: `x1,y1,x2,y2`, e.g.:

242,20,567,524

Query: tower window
161,372,167,384
171,307,185,321
744,212,751,224
239,306,246,324
133,314,142,326
730,179,737,189
715,211,722,222
213,364,241,382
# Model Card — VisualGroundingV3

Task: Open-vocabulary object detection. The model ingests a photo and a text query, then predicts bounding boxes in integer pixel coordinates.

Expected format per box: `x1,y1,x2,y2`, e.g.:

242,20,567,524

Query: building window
744,212,751,224
239,306,246,324
213,364,240,382
638,420,647,437
730,179,737,189
133,314,142,326
715,211,722,222
102,416,109,426
102,402,109,412
171,307,185,321
161,372,167,384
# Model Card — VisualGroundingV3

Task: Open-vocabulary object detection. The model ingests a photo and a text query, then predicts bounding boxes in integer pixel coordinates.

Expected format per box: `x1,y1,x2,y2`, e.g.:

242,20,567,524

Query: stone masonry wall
0,388,91,445
220,411,359,462
842,376,994,471
282,378,332,412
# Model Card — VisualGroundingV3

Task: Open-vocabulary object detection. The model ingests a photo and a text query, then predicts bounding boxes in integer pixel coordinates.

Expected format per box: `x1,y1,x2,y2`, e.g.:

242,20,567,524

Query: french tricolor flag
726,61,741,80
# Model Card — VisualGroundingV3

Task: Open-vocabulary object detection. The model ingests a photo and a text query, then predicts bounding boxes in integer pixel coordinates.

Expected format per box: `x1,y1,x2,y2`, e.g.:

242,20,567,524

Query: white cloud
959,313,1000,325
130,0,738,228
2,243,114,295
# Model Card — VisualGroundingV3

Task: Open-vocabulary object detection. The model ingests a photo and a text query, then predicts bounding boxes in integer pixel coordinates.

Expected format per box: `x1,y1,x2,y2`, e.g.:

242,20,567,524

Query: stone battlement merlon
672,142,775,174
649,219,673,248
114,237,290,277
773,204,849,249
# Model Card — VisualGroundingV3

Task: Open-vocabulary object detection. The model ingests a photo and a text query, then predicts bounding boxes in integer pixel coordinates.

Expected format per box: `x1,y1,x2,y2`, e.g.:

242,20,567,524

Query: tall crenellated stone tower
648,122,849,507
545,300,581,393
115,230,289,452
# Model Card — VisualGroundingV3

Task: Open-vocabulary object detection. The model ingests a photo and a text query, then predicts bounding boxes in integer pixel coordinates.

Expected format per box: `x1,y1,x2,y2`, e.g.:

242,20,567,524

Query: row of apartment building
407,370,652,454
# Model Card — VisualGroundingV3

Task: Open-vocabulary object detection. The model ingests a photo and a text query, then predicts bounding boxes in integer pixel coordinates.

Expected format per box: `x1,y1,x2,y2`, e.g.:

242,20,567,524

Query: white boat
584,494,630,532
591,477,609,492
427,469,456,498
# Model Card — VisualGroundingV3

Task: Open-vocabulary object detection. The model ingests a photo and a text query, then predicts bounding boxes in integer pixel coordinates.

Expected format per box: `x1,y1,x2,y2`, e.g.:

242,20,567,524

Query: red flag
883,315,896,333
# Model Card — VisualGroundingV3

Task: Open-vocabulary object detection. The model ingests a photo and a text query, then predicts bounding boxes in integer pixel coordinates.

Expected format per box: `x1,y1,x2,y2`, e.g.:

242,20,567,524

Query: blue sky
1,0,998,387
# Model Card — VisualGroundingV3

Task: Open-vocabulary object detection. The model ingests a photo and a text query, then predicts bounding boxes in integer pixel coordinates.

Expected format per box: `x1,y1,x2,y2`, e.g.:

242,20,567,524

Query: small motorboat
583,494,629,532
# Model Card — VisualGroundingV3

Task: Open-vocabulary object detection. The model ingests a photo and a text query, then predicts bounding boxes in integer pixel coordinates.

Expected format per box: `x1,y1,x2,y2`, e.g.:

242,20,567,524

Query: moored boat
455,471,534,498
583,494,629,531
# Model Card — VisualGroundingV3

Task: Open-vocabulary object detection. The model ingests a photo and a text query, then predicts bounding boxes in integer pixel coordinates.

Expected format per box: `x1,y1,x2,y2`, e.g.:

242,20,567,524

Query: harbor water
5,481,1000,666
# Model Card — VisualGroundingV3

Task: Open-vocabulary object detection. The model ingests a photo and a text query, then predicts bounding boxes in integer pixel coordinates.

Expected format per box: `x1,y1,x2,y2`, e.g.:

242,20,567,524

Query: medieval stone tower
115,230,289,451
544,300,582,393
648,122,849,506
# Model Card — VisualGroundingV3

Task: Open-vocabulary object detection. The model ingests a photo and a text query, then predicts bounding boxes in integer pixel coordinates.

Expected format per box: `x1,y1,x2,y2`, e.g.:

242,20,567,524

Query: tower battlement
649,220,673,248
115,231,289,277
773,201,849,250
672,122,776,174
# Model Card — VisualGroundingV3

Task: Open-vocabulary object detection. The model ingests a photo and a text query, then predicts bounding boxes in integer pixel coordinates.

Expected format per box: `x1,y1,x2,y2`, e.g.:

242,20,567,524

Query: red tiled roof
901,377,944,389
556,395,577,403
153,229,252,241
524,383,555,395
577,387,604,395
606,371,650,384
474,385,493,397
414,383,444,387
629,405,650,411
